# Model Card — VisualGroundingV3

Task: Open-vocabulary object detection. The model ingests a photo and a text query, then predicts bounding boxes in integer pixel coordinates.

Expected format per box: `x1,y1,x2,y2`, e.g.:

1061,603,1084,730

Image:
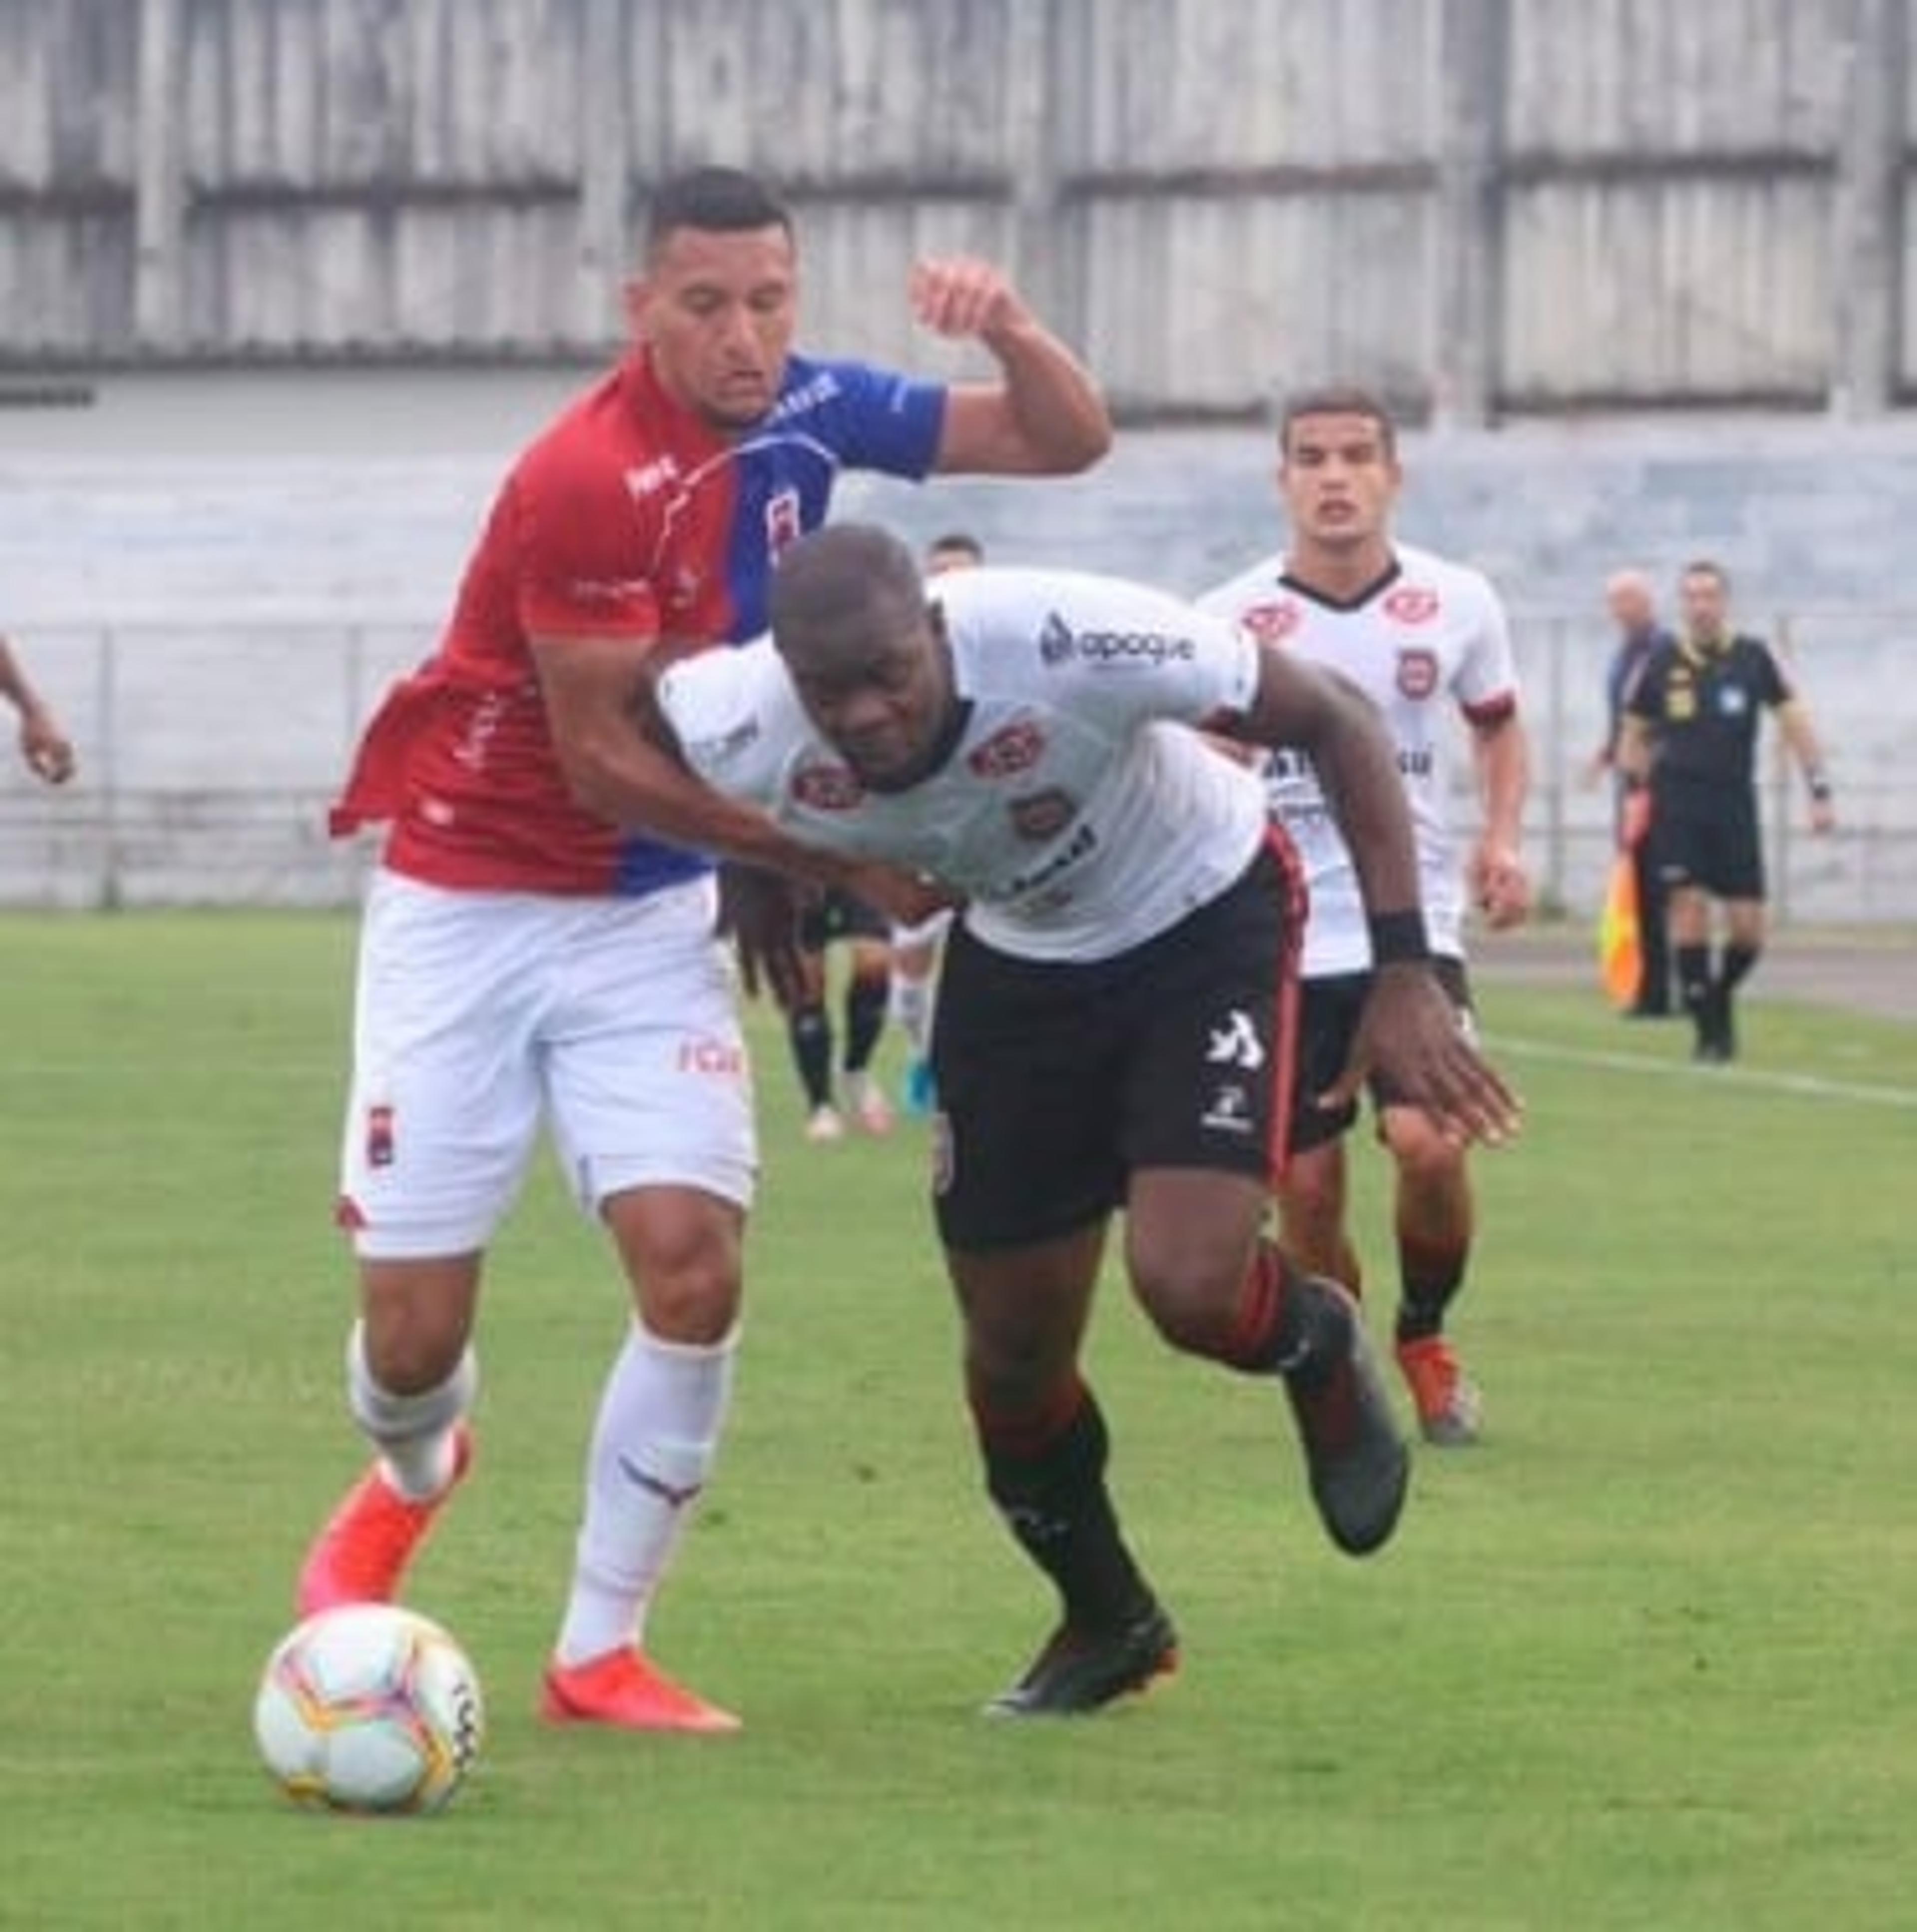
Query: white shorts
338,871,756,1260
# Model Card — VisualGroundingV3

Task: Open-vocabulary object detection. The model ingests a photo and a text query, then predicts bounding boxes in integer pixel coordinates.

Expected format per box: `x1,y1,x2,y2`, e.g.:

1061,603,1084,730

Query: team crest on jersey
790,761,865,810
765,487,803,557
1383,584,1439,626
1007,788,1077,841
1239,600,1301,644
1396,648,1440,699
966,719,1046,778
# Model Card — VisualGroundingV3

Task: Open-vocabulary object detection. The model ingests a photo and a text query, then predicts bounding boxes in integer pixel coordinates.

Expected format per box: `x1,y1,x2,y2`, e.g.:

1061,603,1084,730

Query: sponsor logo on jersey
683,718,762,767
1007,787,1078,841
966,718,1046,778
1395,648,1440,699
765,487,803,557
790,761,865,810
450,689,510,773
623,456,681,501
1036,611,1196,668
999,818,1097,899
766,369,842,422
1239,600,1301,644
1397,746,1434,777
1383,584,1440,625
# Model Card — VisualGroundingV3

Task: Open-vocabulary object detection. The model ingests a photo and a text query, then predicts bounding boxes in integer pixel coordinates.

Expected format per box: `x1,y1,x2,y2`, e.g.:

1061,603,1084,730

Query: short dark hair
1278,384,1397,459
644,166,792,258
926,531,984,564
1681,558,1730,592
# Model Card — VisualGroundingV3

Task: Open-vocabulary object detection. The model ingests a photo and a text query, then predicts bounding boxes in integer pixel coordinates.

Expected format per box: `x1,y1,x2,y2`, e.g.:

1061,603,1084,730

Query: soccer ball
253,1604,485,1815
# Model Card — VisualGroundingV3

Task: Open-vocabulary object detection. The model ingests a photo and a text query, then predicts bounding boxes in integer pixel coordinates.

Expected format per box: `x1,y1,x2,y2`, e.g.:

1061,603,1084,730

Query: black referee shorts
930,838,1304,1253
1652,783,1765,901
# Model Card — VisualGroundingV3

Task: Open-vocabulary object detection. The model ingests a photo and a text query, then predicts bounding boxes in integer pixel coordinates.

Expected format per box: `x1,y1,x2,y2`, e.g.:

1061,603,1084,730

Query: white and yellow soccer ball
253,1604,485,1816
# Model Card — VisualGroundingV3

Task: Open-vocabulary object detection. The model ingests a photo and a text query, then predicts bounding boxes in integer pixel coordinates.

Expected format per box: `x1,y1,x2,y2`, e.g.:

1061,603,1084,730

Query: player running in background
784,884,898,1141
651,524,1521,1714
299,165,1112,1733
1199,385,1531,1447
890,530,985,1117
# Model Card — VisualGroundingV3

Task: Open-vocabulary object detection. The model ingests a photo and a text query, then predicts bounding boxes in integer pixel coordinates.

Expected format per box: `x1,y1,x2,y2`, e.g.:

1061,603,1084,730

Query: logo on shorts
678,1036,745,1077
967,719,1046,778
365,1104,396,1169
1207,1009,1266,1071
1200,1082,1254,1134
790,761,865,810
1395,648,1440,699
1383,585,1440,626
1007,788,1077,841
930,1112,955,1195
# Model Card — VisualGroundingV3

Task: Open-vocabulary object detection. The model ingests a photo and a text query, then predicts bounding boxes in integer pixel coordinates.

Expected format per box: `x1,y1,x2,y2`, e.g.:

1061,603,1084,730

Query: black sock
1676,944,1711,1018
1720,942,1760,993
787,1004,833,1110
1395,1228,1467,1345
841,969,889,1078
973,1380,1154,1633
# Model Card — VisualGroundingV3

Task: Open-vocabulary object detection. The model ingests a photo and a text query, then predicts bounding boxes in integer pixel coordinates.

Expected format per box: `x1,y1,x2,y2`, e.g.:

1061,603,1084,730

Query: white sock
555,1320,739,1666
892,973,933,1058
346,1321,477,1502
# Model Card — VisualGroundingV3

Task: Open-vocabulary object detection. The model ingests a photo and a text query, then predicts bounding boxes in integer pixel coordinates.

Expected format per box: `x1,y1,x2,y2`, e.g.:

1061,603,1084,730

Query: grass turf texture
1,912,1913,1931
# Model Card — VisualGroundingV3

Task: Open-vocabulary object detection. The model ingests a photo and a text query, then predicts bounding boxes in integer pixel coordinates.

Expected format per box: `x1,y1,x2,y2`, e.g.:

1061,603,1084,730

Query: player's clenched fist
908,257,1031,344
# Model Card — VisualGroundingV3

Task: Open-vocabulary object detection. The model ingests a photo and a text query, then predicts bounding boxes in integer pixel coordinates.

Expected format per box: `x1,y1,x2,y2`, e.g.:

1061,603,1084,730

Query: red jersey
331,349,946,894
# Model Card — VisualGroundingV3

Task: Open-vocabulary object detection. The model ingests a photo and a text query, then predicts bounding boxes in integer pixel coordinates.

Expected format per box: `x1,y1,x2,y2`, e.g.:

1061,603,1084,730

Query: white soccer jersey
1197,541,1518,975
657,566,1269,963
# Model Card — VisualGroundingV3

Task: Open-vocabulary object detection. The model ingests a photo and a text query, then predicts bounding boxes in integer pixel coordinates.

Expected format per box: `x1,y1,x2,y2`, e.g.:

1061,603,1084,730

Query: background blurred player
1200,384,1531,1447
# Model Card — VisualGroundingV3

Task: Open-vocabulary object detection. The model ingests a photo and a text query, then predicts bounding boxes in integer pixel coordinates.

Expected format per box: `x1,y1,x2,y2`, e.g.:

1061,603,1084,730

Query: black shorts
799,888,891,952
1651,785,1765,901
1288,956,1476,1155
931,841,1304,1253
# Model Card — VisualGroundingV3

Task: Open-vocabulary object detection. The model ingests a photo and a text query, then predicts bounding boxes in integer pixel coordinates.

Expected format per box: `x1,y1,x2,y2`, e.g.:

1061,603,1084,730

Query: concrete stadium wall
2,370,1914,920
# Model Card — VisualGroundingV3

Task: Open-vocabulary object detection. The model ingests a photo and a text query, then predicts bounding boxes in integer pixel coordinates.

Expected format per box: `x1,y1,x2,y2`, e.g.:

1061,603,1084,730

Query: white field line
1490,1033,1917,1111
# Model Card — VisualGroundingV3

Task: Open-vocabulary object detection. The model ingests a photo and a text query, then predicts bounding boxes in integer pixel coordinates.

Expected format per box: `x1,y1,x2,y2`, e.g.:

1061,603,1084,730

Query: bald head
1604,570,1656,635
769,524,925,673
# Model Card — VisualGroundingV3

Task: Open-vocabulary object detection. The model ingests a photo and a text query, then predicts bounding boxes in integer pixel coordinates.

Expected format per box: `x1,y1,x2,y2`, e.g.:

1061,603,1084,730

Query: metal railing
2,616,1912,920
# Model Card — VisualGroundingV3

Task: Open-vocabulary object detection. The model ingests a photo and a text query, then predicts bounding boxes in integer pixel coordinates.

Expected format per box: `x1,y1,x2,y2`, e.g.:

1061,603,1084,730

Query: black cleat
1282,1276,1411,1557
984,1604,1179,1718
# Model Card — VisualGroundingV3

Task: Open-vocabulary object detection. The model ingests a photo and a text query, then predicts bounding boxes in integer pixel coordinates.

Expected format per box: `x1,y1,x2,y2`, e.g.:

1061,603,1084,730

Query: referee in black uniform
1617,560,1836,1061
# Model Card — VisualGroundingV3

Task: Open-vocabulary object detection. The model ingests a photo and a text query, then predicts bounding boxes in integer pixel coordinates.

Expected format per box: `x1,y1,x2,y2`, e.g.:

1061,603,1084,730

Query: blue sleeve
813,359,947,480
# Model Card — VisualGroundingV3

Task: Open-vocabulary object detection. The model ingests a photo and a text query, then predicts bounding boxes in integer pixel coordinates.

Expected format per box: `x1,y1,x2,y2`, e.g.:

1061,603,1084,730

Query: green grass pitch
1,912,1914,1931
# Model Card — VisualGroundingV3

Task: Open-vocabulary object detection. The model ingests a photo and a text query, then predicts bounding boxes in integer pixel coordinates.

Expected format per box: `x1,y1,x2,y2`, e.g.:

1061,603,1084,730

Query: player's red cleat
540,1648,741,1734
295,1424,474,1616
1395,1334,1483,1446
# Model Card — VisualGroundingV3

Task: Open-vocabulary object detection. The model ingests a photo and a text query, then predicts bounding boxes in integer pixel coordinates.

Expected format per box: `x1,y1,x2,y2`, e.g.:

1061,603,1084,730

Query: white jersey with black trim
657,565,1269,963
1197,540,1518,975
